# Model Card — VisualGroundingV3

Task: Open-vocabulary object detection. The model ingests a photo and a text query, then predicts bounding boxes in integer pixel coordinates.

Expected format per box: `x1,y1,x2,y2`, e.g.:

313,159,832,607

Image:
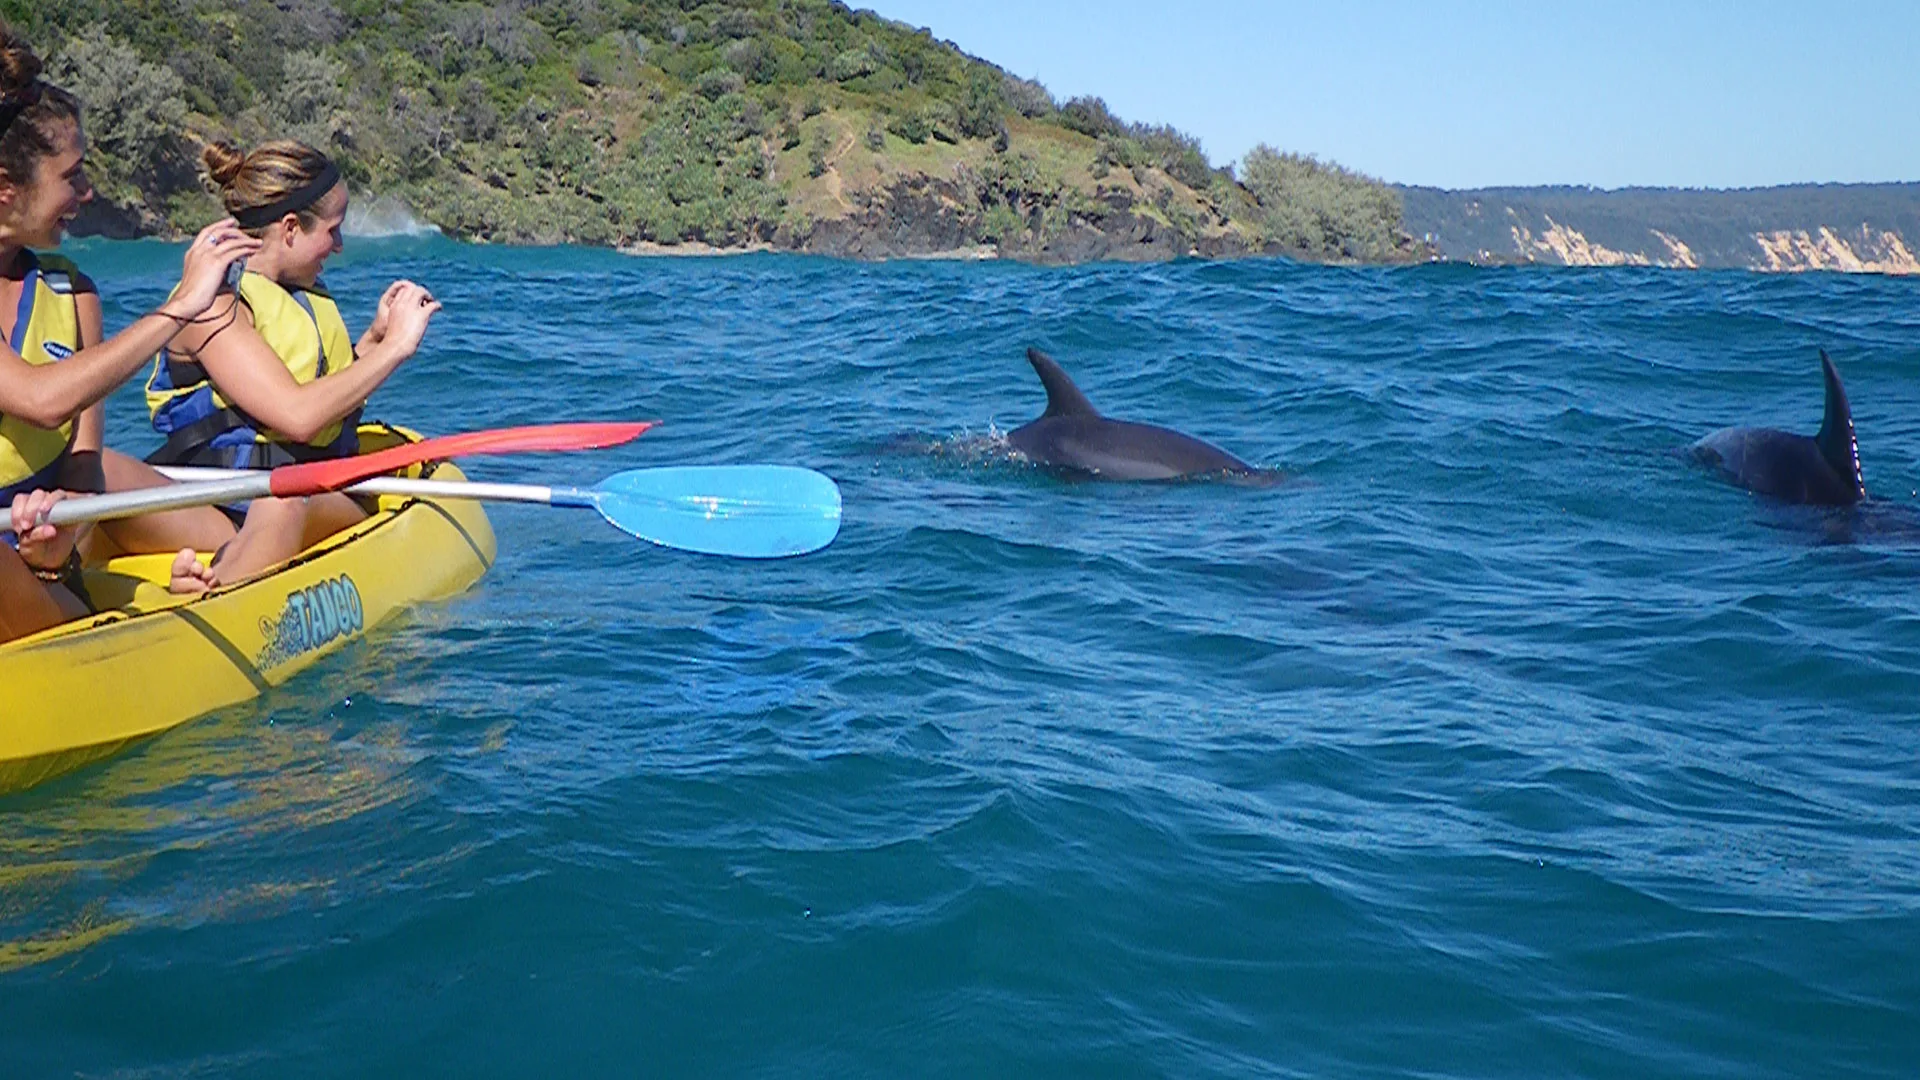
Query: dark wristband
29,549,83,585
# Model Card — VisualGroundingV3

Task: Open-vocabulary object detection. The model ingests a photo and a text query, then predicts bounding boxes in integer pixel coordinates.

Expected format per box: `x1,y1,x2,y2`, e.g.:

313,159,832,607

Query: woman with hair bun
0,21,260,643
148,138,440,593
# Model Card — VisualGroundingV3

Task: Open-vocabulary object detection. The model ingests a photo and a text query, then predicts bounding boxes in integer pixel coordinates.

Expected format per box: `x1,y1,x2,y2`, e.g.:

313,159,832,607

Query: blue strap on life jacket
6,261,38,353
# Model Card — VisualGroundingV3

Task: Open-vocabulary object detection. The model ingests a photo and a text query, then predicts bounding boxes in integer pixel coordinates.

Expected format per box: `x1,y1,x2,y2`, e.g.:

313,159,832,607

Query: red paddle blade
269,421,657,497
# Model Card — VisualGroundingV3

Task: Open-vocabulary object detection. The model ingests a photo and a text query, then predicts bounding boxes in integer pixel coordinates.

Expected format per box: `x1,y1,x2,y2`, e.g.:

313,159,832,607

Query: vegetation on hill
2,0,1417,263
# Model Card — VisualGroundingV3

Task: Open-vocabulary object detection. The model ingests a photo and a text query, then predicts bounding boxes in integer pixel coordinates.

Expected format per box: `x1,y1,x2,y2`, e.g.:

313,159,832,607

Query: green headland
7,0,1417,263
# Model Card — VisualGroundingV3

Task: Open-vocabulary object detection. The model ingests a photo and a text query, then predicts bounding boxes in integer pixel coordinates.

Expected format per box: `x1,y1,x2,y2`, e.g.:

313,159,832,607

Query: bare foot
168,548,220,595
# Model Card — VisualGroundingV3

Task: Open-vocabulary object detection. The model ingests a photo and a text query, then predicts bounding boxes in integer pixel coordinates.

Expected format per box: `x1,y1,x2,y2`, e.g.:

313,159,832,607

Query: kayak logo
43,342,73,360
256,574,366,668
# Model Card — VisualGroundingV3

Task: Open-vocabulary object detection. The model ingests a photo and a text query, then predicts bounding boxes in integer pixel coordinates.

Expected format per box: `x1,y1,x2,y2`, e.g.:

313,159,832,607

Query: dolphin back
1009,347,1258,479
1689,351,1866,506
1067,417,1252,478
1691,427,1854,505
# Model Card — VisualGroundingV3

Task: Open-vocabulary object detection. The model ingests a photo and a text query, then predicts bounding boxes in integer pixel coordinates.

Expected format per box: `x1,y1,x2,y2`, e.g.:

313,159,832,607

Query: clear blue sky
861,0,1920,190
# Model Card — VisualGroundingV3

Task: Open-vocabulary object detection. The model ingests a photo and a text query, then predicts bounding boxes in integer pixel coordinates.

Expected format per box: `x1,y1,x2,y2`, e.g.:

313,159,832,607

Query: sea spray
343,194,440,238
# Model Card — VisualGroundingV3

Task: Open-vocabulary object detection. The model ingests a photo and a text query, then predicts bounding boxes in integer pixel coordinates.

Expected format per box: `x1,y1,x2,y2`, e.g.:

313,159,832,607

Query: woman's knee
0,547,70,642
242,496,308,531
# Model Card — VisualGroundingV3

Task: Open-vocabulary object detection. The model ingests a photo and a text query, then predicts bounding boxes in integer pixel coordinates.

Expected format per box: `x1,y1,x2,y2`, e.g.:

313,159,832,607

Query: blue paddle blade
590,465,842,558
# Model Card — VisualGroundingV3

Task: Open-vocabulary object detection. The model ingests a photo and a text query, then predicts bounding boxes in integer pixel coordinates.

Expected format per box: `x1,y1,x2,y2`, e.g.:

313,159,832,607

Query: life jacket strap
146,406,362,469
160,353,209,388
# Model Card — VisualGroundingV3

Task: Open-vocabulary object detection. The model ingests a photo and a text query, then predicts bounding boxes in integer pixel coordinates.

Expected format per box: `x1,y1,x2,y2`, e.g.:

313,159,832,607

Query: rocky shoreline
607,176,1429,265
775,176,1300,264
78,176,1419,267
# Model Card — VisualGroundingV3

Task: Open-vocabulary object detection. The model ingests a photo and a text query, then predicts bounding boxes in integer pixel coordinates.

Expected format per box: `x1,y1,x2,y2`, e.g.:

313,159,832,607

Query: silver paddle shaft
40,470,569,527
46,473,276,526
153,467,566,506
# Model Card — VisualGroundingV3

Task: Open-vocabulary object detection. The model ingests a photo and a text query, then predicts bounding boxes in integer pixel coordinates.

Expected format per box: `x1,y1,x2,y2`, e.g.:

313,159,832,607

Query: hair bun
0,23,45,97
202,141,247,188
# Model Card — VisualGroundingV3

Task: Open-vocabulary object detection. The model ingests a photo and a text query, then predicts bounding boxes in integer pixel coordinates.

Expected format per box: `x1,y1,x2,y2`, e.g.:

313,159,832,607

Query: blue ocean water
4,238,1919,1077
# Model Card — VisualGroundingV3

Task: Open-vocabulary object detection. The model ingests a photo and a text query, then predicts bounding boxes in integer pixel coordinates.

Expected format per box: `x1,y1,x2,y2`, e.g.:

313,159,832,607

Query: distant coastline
1400,182,1920,274
384,177,1920,275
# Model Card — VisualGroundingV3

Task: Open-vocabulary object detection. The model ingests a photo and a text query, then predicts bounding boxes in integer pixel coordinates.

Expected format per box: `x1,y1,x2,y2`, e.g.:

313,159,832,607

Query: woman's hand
361,280,415,348
164,219,263,320
376,283,442,361
10,489,78,573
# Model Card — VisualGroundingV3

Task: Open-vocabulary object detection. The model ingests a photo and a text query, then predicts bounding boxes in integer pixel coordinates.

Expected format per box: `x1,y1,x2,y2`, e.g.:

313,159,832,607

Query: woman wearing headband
0,22,259,642
147,139,440,593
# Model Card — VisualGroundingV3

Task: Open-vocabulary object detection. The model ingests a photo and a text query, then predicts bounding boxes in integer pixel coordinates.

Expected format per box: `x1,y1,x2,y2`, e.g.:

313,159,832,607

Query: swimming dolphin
1689,350,1865,506
1006,348,1255,479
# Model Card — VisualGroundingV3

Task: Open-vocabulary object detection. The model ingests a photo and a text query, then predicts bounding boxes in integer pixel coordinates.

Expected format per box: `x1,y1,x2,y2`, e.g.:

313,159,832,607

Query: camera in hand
206,234,247,293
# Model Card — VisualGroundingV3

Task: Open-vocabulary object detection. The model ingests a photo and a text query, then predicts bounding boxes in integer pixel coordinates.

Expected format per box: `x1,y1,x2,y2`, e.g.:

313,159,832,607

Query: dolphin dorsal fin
1814,349,1865,496
1026,348,1100,418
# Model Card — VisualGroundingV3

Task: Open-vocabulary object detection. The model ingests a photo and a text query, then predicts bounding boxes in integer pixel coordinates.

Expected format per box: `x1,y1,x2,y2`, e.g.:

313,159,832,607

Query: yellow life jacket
0,251,83,503
145,270,360,468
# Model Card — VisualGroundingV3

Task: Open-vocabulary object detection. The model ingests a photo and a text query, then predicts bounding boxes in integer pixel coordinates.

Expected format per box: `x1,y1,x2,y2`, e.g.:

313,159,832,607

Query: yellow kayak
0,425,496,794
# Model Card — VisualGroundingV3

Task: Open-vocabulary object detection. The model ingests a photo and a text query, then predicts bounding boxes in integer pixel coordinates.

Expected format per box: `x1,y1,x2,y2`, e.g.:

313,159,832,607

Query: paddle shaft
47,469,582,525
151,468,815,514
152,467,577,509
46,473,275,525
39,420,653,526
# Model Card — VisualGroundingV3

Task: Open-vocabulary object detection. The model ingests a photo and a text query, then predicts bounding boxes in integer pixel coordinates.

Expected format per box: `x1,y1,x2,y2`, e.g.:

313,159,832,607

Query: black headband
232,160,341,229
0,81,46,142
